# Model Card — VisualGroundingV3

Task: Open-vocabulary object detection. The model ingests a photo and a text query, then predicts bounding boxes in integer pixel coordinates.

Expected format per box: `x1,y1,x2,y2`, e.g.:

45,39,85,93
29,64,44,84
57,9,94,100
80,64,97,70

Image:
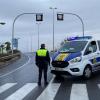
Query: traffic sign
12,38,18,48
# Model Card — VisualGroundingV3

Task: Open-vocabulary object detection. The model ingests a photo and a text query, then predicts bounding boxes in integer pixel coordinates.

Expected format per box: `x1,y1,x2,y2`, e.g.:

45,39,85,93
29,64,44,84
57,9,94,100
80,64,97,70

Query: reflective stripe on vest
37,49,47,57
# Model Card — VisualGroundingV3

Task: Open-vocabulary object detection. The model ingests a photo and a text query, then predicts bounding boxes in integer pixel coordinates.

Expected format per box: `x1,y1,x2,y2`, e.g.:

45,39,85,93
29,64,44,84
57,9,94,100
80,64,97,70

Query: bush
8,50,21,54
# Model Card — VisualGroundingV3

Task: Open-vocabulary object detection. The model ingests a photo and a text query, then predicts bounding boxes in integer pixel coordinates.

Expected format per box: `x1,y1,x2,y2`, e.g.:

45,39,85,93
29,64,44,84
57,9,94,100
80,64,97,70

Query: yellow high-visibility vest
37,49,47,57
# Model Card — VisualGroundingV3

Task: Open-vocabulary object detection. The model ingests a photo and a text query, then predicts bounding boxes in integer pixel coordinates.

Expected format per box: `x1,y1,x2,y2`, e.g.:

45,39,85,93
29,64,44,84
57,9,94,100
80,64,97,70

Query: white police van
51,36,100,78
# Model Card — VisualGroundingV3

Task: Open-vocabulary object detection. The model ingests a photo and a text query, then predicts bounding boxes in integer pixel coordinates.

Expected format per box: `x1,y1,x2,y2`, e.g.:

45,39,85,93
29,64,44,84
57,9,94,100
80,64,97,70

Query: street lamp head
0,22,6,25
49,7,52,9
49,7,57,9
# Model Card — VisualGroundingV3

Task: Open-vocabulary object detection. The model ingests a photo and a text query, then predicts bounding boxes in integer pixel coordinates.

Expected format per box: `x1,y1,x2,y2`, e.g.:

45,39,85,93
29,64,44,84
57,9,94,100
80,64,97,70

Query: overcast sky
0,0,100,52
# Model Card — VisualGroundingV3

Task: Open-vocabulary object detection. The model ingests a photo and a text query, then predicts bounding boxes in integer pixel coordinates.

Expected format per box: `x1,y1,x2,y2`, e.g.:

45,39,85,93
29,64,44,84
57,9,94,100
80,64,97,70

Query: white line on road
49,75,55,83
0,83,17,94
70,84,89,100
0,55,31,78
5,83,37,100
98,84,100,89
37,82,60,100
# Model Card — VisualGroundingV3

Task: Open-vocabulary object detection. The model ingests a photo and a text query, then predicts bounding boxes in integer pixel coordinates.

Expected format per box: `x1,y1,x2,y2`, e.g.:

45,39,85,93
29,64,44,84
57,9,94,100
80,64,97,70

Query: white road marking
70,84,89,100
5,83,37,100
0,55,30,78
37,83,61,100
49,75,55,83
0,83,17,94
98,84,100,89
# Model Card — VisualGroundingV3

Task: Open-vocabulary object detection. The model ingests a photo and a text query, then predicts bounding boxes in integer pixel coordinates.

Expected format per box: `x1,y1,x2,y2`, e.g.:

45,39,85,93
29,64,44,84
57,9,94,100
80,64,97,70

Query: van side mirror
91,41,96,45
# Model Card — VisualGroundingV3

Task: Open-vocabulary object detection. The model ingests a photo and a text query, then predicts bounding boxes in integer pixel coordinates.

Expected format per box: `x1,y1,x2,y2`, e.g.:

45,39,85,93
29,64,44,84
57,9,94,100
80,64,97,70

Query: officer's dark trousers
38,64,48,83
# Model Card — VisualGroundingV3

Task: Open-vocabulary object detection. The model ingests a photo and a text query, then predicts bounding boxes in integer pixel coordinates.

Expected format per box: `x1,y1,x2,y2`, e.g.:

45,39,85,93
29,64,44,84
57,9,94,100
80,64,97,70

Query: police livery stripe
90,57,100,64
55,53,69,61
53,52,81,62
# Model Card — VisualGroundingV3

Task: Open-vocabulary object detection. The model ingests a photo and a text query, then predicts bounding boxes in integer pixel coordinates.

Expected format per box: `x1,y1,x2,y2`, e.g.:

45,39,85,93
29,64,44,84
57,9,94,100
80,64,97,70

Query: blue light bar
67,36,92,41
77,36,92,40
67,36,78,41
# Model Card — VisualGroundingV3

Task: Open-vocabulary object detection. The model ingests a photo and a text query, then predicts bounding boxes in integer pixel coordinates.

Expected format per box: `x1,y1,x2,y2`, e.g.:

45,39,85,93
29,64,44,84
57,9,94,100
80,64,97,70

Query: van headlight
70,57,81,63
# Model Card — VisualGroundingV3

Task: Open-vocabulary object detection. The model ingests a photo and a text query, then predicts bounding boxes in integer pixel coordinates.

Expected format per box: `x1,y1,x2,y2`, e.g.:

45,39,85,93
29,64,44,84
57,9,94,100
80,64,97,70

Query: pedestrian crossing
5,83,37,100
0,82,100,100
37,83,61,100
70,84,89,100
0,83,17,94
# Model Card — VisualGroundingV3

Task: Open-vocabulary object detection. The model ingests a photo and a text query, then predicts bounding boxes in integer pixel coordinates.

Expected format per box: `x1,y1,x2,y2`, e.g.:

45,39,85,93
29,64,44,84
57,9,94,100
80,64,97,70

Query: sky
0,0,100,52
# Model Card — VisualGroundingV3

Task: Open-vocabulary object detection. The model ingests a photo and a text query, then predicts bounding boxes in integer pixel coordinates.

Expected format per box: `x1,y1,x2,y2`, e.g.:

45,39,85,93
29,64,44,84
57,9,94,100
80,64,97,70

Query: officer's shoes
38,82,41,86
44,82,48,85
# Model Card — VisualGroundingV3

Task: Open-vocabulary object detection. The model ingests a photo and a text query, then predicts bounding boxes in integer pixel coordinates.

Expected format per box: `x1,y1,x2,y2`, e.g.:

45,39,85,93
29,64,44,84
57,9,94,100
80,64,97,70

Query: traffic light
57,13,64,21
36,13,43,21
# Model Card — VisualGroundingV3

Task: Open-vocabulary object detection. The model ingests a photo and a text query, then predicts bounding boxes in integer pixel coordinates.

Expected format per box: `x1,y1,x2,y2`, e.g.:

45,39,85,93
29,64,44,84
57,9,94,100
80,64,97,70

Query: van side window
84,41,97,55
97,41,100,51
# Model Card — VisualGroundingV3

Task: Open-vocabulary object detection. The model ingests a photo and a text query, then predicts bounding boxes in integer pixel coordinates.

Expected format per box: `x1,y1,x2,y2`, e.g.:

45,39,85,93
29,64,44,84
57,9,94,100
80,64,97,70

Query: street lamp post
36,23,41,49
30,33,33,52
12,13,43,54
0,22,6,54
49,7,57,52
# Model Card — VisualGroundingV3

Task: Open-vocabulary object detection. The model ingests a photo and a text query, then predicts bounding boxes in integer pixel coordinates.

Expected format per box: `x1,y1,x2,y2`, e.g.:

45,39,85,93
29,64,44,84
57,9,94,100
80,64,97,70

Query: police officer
35,44,50,86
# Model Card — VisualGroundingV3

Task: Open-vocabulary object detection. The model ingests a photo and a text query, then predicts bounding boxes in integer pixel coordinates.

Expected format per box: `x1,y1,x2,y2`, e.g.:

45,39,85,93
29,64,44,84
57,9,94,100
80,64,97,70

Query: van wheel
83,66,92,79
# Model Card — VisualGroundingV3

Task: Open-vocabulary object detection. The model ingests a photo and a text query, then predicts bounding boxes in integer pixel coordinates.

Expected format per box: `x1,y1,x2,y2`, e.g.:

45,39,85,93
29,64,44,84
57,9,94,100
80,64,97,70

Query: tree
5,42,11,53
0,44,4,54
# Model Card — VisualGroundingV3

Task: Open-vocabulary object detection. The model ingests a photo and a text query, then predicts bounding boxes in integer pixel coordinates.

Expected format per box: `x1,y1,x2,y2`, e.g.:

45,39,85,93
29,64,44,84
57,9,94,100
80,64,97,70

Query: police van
51,36,100,78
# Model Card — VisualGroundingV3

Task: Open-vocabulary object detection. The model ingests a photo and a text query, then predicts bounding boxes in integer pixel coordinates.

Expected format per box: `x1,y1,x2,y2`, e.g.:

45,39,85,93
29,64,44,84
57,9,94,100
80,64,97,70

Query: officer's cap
41,44,45,48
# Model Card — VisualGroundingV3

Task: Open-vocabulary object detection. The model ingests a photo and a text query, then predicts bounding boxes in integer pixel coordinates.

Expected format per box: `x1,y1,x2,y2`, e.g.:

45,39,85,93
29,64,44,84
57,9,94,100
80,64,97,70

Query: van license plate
55,68,63,71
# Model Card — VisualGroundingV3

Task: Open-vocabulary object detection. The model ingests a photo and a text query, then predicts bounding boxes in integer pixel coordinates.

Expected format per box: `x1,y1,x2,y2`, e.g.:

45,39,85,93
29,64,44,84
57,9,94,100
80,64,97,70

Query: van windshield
59,41,87,53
